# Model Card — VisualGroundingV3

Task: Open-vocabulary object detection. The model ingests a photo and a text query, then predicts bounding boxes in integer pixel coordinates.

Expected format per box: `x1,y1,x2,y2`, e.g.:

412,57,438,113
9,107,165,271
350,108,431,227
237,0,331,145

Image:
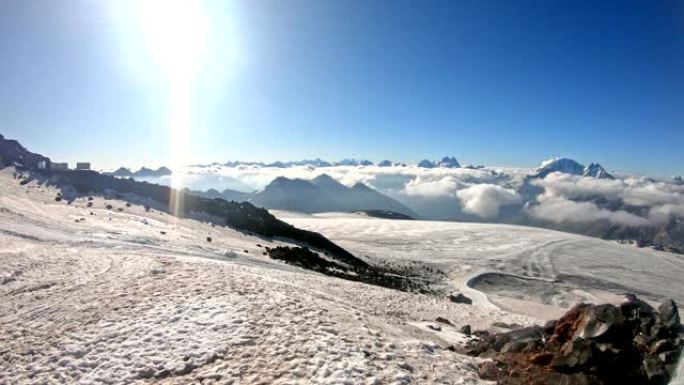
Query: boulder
658,299,680,328
466,295,683,385
642,357,669,384
552,339,594,370
448,292,472,305
575,304,625,340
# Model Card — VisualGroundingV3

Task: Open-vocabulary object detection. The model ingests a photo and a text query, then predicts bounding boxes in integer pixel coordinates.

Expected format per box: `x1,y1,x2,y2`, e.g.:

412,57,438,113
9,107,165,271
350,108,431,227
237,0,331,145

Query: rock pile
466,295,683,385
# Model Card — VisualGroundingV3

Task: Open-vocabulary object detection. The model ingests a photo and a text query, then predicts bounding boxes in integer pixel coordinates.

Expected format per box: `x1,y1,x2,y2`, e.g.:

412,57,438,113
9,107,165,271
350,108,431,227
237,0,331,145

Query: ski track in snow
1,168,531,385
276,211,684,318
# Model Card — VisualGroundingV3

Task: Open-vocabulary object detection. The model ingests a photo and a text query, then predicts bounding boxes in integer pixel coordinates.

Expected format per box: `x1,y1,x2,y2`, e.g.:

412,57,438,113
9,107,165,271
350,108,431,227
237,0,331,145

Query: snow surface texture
0,168,530,385
276,211,684,320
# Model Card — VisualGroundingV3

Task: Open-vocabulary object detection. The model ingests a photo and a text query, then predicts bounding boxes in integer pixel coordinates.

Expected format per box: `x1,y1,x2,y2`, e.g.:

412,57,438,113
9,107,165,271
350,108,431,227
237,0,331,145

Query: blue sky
0,0,682,174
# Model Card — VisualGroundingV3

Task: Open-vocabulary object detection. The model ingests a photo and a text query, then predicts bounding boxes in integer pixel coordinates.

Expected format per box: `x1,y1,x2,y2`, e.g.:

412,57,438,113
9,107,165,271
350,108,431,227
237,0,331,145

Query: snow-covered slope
0,167,530,385
276,211,684,320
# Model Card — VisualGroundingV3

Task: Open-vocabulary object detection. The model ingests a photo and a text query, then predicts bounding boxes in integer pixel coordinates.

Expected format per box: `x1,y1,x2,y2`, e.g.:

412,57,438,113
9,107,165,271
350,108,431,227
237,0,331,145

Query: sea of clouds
147,164,684,227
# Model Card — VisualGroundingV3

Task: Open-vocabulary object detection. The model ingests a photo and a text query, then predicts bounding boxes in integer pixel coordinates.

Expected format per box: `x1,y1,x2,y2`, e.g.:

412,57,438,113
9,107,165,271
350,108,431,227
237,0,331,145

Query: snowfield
0,168,532,385
276,211,684,320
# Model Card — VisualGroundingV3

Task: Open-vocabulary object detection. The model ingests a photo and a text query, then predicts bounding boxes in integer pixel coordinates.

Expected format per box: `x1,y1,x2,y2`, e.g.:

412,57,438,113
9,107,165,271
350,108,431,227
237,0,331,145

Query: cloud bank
456,184,521,218
531,172,684,226
144,165,684,229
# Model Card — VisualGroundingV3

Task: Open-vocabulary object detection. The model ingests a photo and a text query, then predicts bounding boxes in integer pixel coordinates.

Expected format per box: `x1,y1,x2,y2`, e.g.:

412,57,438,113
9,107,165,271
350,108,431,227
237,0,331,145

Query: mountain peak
351,182,373,191
311,174,348,192
534,158,585,178
583,163,614,179
417,159,436,168
111,167,133,177
437,156,461,168
312,173,336,182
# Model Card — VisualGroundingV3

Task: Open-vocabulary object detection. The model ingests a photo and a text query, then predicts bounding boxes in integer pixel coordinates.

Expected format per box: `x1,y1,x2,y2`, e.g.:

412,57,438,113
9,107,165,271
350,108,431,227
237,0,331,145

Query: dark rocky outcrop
358,210,415,220
466,296,683,385
0,134,51,169
449,292,473,305
266,246,431,293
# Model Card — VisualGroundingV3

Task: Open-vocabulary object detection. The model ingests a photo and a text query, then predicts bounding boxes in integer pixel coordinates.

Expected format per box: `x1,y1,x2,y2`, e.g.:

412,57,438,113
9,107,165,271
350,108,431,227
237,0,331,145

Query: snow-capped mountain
417,156,461,169
532,158,614,180
334,158,374,166
189,157,462,169
582,163,614,179
533,158,586,178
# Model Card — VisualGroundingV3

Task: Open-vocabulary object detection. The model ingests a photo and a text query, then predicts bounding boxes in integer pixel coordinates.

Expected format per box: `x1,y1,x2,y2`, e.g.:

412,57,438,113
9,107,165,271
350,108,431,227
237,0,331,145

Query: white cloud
456,184,521,218
532,172,684,207
527,196,650,227
404,175,464,197
153,164,684,226
648,204,684,224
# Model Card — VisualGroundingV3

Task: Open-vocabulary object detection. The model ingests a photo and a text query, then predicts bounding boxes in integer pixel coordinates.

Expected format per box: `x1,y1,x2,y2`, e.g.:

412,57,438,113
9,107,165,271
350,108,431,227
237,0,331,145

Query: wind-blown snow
1,168,527,385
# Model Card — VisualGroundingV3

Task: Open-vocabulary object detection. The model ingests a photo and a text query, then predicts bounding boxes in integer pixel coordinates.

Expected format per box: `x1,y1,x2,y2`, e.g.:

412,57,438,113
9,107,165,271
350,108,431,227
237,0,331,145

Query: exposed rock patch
267,246,435,293
466,296,683,385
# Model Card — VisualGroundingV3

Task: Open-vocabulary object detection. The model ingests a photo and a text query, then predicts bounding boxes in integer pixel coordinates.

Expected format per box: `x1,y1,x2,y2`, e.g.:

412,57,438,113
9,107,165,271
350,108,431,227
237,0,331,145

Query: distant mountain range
417,156,462,169
4,131,683,254
196,156,462,169
185,173,418,218
186,187,252,202
106,167,172,178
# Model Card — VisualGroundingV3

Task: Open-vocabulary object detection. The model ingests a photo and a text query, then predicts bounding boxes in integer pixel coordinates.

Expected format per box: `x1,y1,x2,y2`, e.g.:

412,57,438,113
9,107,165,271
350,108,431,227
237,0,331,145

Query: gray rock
576,304,624,340
459,324,471,336
505,325,543,343
651,339,673,355
621,294,655,319
427,324,442,331
449,292,472,305
643,357,669,384
552,339,594,370
501,340,528,353
658,299,680,328
492,325,542,352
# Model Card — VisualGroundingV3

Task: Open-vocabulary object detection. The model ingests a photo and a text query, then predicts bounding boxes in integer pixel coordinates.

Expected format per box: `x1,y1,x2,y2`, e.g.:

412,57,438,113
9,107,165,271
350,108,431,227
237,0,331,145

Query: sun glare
133,0,210,214
135,0,208,87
